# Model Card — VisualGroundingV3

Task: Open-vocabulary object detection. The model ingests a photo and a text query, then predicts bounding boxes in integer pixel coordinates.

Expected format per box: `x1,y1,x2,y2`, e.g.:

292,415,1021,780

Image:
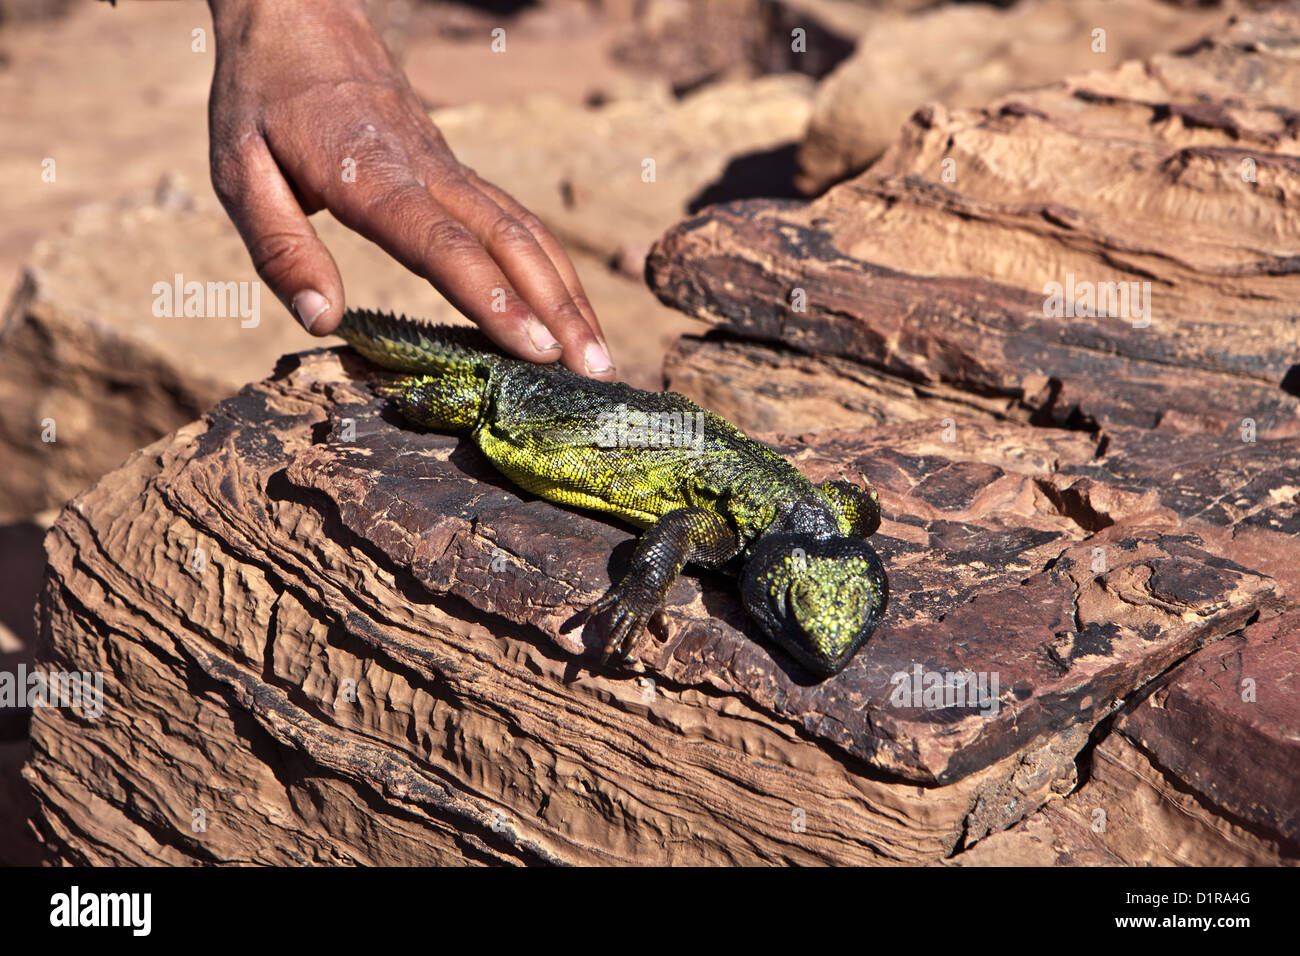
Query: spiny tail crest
337,308,505,375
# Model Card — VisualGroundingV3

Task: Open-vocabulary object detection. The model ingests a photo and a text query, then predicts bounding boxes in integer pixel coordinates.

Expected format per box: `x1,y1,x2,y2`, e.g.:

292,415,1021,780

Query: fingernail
526,316,562,353
584,340,614,375
292,290,330,331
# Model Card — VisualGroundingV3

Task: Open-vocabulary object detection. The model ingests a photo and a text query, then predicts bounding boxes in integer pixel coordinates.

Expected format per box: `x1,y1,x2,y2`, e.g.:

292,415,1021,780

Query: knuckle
422,216,479,256
514,211,547,236
547,298,587,330
339,178,427,236
485,214,535,250
247,232,311,283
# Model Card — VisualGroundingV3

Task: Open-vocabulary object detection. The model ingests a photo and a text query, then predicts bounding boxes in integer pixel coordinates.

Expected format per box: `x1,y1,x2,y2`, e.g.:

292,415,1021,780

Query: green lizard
336,308,889,678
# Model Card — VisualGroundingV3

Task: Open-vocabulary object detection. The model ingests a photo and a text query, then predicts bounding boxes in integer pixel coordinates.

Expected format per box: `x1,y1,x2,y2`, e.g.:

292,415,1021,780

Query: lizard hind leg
817,479,882,539
374,373,485,432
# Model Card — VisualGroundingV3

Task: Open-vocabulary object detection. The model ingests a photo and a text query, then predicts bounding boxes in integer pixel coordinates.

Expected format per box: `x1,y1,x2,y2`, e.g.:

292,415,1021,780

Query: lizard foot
587,587,662,665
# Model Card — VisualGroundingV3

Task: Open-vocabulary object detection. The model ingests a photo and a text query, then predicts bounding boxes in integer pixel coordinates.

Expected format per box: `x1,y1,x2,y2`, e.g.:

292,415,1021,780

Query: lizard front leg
589,507,740,663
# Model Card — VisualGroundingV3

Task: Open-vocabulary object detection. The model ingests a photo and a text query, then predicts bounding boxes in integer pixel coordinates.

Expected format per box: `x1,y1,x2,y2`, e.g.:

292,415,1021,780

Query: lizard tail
336,308,503,375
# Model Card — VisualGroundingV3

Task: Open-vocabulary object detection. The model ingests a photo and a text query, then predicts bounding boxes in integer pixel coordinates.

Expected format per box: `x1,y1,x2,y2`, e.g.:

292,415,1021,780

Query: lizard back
337,309,820,542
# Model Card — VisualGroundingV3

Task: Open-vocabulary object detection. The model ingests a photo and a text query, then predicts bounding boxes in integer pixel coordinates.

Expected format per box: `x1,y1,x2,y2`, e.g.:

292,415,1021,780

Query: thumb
211,133,345,335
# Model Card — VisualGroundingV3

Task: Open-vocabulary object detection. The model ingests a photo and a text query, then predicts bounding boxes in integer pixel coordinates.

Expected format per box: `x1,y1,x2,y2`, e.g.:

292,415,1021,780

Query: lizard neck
768,495,841,539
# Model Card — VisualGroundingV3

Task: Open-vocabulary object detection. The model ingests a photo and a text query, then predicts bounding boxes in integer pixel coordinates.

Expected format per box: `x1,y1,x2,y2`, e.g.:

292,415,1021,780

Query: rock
605,0,869,94
948,797,1127,867
638,3,1300,864
796,0,1235,192
663,334,1037,433
650,8,1300,440
435,73,815,263
1113,607,1300,847
956,608,1300,865
25,346,1296,864
0,0,72,24
1053,729,1296,864
954,729,1296,866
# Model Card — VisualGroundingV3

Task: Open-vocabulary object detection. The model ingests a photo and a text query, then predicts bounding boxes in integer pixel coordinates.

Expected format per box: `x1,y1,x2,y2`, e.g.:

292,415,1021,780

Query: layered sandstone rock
24,344,1297,864
796,0,1236,192
651,8,1300,441
646,3,1300,863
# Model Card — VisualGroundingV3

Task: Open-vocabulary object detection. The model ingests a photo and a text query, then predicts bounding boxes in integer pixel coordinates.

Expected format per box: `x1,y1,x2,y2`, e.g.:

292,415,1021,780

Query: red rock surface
24,345,1297,863
650,9,1300,439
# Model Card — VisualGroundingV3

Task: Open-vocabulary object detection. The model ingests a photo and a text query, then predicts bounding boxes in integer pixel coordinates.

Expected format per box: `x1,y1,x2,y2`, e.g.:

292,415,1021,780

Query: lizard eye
742,534,889,678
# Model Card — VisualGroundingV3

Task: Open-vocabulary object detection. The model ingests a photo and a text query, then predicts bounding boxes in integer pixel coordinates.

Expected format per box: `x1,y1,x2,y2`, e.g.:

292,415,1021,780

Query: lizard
335,308,889,678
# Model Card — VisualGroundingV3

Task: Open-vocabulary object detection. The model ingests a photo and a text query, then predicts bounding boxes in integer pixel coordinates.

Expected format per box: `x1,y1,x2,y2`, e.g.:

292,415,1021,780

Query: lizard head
741,532,889,678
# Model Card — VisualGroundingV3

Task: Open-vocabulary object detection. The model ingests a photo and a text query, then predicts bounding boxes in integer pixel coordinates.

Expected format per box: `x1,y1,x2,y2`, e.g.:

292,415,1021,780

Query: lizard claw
588,588,659,666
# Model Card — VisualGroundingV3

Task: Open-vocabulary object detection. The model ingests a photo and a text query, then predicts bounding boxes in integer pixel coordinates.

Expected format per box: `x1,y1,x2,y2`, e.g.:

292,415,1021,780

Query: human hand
206,0,614,377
